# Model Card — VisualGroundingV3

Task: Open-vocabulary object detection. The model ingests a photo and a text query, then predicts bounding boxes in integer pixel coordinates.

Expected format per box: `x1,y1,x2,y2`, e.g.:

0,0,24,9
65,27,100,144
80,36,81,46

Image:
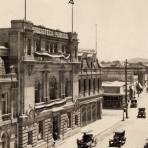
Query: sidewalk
57,109,123,148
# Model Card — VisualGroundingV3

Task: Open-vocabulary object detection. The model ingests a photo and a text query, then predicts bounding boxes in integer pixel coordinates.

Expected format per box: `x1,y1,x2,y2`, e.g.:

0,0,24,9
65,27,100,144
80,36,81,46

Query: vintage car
130,99,137,108
137,108,146,118
144,139,148,148
77,131,97,148
109,130,126,147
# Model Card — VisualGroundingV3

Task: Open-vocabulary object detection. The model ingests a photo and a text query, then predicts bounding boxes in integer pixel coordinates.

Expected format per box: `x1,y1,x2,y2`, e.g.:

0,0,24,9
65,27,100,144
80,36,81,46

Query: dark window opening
38,121,44,140
36,40,41,52
62,45,65,53
45,41,49,51
49,77,57,100
67,112,71,128
84,79,86,94
75,115,78,125
28,131,33,145
79,79,81,94
27,39,31,55
75,46,77,58
54,43,58,53
89,79,91,95
35,82,41,103
50,43,53,53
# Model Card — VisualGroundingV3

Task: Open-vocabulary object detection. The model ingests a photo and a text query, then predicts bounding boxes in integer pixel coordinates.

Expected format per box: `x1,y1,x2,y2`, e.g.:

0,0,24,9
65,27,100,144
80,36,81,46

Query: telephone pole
125,59,128,118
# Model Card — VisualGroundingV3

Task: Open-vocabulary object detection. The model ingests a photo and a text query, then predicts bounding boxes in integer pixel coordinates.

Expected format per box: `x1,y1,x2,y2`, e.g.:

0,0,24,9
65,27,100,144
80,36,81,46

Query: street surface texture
98,90,148,148
56,90,148,148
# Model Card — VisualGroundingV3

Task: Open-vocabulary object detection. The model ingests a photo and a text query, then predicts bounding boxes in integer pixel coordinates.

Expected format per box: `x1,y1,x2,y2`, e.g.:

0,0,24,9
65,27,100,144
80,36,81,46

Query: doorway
53,115,60,141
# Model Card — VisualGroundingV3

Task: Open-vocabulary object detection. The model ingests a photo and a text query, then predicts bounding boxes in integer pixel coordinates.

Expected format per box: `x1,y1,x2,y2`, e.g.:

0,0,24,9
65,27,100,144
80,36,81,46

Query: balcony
0,74,17,82
1,113,11,121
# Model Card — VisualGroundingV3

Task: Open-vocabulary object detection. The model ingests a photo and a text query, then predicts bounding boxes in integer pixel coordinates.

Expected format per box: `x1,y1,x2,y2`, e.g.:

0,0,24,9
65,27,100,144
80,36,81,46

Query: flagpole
72,3,74,33
95,24,98,56
25,0,26,20
69,0,74,33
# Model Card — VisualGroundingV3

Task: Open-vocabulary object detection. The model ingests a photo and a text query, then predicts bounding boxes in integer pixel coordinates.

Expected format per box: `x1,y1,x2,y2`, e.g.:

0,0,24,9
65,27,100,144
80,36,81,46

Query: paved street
56,89,148,148
98,89,148,148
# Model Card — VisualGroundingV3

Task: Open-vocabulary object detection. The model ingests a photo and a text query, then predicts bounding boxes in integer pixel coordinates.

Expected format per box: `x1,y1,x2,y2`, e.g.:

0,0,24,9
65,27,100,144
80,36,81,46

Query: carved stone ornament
26,105,37,121
74,97,80,110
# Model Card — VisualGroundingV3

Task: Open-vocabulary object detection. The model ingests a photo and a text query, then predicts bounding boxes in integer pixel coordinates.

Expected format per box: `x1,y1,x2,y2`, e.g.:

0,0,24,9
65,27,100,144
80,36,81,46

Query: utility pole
69,0,74,33
95,24,98,56
125,59,128,118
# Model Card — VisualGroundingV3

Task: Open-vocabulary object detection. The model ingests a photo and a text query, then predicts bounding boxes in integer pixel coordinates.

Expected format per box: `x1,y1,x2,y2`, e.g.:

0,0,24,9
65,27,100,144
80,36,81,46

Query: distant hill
128,57,148,64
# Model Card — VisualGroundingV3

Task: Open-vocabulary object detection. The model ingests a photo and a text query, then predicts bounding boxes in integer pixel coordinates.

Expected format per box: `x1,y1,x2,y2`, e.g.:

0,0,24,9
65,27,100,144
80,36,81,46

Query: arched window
49,76,57,100
35,81,41,103
1,133,10,148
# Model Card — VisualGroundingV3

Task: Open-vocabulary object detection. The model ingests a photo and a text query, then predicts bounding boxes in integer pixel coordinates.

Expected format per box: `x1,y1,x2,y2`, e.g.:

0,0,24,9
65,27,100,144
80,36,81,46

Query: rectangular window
38,121,44,140
27,39,31,55
67,112,71,128
89,79,91,95
79,79,81,94
75,46,77,58
45,41,49,51
50,43,53,53
1,93,8,114
84,79,86,93
98,78,100,92
28,131,33,145
93,78,96,92
36,40,41,52
54,43,58,53
62,45,65,53
75,115,78,125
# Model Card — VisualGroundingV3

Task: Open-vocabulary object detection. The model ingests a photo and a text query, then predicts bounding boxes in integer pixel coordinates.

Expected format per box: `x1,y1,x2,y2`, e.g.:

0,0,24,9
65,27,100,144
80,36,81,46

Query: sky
0,0,148,61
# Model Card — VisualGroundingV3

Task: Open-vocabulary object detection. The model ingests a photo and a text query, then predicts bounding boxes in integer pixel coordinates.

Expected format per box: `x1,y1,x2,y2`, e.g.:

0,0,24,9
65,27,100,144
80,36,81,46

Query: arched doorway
1,133,10,148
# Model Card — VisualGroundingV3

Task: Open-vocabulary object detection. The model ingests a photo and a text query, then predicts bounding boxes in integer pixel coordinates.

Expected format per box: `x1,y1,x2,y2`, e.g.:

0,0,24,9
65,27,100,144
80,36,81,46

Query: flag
69,0,74,4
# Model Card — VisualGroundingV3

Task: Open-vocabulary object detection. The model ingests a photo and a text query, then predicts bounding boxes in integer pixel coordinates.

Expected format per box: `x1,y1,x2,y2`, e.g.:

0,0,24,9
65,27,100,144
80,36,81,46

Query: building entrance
53,115,60,141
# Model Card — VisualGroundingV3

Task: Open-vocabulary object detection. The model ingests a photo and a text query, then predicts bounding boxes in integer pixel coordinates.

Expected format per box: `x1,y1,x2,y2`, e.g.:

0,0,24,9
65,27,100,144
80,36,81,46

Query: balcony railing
0,74,16,80
1,113,11,121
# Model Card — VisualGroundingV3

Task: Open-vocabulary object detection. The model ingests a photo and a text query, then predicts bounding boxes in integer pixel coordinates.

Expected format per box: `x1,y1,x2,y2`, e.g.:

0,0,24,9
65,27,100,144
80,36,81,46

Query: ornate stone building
78,49,103,126
0,53,17,148
0,20,80,148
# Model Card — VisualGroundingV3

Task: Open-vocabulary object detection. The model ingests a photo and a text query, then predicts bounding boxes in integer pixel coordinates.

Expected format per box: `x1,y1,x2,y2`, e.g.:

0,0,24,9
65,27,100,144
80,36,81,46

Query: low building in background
102,81,130,109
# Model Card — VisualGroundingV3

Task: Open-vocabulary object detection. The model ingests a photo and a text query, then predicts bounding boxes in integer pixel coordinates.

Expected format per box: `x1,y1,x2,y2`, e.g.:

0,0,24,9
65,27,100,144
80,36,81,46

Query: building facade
0,56,17,148
0,20,81,148
102,81,130,109
78,49,103,126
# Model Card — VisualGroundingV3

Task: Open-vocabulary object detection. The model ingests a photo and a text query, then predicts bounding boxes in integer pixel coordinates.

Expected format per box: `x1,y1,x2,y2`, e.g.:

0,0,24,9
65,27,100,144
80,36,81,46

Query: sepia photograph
0,0,148,147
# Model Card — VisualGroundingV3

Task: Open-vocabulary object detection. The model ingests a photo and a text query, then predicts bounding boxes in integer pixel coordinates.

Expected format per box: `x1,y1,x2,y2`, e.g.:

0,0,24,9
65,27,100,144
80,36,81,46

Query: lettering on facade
33,26,68,39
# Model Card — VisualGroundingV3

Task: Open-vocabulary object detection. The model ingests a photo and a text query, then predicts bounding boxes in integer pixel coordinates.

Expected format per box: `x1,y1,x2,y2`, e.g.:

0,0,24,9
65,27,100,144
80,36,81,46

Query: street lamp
68,0,74,33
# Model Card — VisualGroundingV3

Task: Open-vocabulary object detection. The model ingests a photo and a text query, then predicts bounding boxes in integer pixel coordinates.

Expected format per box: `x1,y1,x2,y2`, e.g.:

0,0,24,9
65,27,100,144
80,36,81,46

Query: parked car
77,131,97,148
137,108,146,118
130,99,137,108
109,130,126,147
